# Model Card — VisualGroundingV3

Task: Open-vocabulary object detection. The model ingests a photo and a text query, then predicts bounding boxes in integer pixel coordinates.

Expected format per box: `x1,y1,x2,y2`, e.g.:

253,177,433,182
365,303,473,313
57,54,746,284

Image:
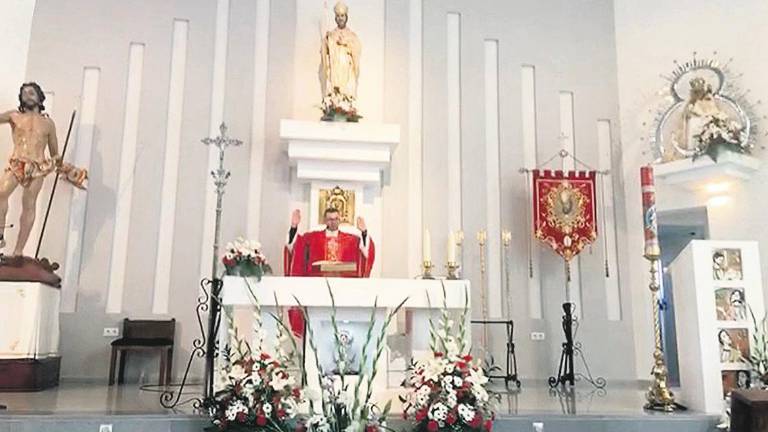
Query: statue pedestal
280,120,400,276
654,152,761,190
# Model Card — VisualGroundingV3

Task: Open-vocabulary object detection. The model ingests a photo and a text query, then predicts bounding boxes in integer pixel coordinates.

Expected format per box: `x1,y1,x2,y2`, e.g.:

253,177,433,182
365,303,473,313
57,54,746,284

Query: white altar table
220,276,470,392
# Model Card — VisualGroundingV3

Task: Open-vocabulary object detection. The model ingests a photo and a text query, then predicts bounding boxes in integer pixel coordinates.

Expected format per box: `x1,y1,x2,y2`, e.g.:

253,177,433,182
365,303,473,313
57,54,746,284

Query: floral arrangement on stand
297,284,406,432
401,286,497,432
320,88,362,123
204,279,304,431
222,238,272,279
693,112,750,162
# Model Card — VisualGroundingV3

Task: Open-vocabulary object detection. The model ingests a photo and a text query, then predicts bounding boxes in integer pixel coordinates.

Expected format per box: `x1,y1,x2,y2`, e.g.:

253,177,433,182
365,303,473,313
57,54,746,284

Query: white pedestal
670,240,764,413
280,120,401,277
220,276,470,399
654,153,761,190
0,282,60,359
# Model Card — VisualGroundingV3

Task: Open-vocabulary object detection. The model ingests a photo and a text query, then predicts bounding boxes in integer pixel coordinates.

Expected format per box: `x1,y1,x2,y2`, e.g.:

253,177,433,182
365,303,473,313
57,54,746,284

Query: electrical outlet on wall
530,332,545,341
103,327,119,337
99,425,113,432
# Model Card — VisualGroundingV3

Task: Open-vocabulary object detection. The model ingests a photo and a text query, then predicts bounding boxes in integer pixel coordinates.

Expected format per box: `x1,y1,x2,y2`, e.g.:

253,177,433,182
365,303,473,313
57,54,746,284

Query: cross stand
471,319,521,389
159,123,242,410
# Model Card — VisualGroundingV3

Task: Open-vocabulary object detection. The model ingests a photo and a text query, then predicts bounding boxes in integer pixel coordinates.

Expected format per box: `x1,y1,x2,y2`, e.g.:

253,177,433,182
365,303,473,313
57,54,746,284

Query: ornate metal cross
202,122,242,279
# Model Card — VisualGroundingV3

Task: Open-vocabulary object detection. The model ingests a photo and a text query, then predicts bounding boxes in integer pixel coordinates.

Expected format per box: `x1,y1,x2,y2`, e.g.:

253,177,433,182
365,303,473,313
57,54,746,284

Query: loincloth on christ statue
6,157,88,189
284,227,374,278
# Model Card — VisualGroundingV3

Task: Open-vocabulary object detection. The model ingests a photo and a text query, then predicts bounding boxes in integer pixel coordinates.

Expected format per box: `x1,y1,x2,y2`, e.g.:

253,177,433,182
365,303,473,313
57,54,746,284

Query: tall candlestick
447,230,457,263
641,166,660,260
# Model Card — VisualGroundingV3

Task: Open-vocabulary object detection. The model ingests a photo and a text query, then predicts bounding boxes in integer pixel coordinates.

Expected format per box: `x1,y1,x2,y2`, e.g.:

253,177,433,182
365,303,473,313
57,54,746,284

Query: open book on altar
311,260,357,273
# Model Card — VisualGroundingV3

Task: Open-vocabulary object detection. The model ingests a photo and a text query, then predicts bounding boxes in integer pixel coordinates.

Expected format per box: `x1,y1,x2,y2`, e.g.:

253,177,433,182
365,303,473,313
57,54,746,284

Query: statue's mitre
334,1,348,14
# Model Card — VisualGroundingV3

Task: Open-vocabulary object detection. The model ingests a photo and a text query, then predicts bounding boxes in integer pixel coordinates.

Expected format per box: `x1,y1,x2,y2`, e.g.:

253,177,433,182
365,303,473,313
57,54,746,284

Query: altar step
0,412,719,432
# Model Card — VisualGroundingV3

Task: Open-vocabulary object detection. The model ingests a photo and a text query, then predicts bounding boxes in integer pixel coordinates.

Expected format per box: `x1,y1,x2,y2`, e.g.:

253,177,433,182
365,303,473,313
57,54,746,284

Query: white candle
423,228,432,263
447,230,457,263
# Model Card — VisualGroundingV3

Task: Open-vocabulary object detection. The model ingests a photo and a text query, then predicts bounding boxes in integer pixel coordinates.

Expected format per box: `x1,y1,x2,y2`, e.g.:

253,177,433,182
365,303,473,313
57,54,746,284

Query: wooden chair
108,318,175,386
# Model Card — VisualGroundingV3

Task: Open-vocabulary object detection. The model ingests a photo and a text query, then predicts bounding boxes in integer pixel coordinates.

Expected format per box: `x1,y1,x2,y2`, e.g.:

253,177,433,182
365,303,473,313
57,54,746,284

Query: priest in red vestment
283,207,375,278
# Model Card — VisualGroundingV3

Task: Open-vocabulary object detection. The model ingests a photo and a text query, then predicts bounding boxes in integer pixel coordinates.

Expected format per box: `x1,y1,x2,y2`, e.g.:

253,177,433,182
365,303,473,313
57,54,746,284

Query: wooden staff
34,110,76,259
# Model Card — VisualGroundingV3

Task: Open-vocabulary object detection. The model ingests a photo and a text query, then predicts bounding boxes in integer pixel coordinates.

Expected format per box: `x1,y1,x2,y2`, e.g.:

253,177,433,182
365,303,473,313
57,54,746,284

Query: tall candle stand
477,230,489,355
502,230,512,317
641,165,681,412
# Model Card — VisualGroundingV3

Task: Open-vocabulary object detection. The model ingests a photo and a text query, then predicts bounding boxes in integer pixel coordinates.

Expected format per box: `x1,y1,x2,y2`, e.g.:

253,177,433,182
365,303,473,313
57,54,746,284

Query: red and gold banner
532,169,598,261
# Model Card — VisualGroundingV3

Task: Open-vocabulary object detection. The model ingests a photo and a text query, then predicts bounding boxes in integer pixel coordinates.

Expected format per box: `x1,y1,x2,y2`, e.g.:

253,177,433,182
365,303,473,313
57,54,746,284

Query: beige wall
16,0,638,382
615,0,768,379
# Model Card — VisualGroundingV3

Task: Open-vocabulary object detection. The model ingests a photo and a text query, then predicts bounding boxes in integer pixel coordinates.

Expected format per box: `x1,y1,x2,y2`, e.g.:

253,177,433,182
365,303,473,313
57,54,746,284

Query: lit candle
641,166,660,259
423,228,432,263
447,230,457,263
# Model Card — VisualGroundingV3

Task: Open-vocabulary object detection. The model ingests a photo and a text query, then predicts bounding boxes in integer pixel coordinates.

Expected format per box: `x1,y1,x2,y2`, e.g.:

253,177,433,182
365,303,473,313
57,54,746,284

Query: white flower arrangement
693,112,751,161
401,285,496,432
222,237,272,279
320,88,362,122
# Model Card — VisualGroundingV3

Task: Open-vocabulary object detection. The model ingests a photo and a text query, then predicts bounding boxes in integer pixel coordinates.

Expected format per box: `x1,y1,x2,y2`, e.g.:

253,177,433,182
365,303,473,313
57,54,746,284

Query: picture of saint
712,248,743,281
715,288,748,322
722,370,751,397
718,328,750,364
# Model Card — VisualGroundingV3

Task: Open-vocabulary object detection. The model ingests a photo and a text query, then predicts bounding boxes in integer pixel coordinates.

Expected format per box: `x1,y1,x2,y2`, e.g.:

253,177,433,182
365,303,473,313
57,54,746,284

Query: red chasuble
283,230,375,278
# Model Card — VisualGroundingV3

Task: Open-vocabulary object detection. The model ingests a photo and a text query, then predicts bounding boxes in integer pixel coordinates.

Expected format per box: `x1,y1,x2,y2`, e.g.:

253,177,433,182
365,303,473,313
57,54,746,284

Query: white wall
13,0,639,382
614,0,768,379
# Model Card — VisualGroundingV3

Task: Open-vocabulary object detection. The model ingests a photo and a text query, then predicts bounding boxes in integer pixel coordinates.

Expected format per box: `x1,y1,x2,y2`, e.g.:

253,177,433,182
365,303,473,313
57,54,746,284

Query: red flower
260,352,271,360
457,361,467,370
434,352,444,358
295,423,307,432
427,420,439,432
236,412,247,423
484,420,493,432
446,412,457,425
292,387,302,398
462,354,473,362
415,409,428,422
256,415,267,426
470,414,482,428
366,425,378,432
277,408,287,419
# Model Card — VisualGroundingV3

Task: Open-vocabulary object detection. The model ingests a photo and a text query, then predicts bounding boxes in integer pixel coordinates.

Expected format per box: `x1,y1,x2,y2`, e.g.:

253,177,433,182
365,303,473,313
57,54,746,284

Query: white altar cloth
0,282,60,359
222,276,470,309
221,276,471,391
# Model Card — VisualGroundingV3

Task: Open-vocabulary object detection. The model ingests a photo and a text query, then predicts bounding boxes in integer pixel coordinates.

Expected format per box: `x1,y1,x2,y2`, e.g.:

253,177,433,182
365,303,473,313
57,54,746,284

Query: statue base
0,255,61,288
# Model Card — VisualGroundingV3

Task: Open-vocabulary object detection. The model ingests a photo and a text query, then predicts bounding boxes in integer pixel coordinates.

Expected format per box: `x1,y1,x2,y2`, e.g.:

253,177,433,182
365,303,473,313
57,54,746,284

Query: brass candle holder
477,230,489,352
446,261,460,280
421,260,435,280
644,254,680,412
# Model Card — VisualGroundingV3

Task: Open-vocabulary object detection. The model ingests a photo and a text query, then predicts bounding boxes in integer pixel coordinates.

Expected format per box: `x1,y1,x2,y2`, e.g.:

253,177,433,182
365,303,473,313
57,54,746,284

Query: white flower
309,414,330,432
453,376,463,388
263,402,273,415
458,403,475,423
472,383,489,402
422,358,446,382
225,400,248,421
428,402,449,421
446,389,458,407
228,364,247,381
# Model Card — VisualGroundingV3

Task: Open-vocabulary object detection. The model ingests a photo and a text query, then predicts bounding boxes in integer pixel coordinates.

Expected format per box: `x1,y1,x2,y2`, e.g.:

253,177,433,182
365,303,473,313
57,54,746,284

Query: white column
597,119,621,320
200,0,230,281
559,91,582,317
153,20,189,315
106,43,145,314
246,0,271,240
521,65,542,319
61,67,100,312
483,40,502,318
407,0,423,277
446,13,462,240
